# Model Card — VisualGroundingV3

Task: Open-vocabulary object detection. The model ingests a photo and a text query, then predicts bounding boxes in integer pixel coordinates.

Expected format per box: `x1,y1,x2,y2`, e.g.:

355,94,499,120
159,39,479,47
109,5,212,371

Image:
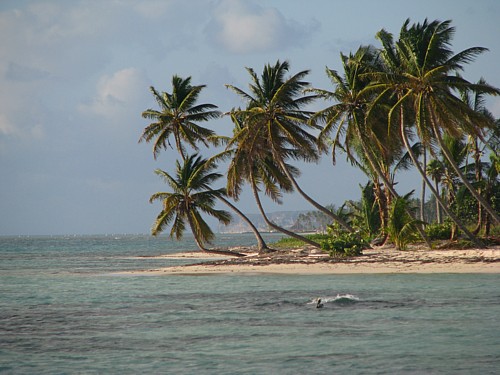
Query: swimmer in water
316,298,323,308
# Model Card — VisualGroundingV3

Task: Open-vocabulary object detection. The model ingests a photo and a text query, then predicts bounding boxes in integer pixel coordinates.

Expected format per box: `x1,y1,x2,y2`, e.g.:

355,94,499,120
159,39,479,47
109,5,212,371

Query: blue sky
1,0,499,235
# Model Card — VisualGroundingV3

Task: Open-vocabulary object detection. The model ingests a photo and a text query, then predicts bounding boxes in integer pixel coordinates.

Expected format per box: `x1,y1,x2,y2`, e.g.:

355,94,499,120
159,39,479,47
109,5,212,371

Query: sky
1,0,499,235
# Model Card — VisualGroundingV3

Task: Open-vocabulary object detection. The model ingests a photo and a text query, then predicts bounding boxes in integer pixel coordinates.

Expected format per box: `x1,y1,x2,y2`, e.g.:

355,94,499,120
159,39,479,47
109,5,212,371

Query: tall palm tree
383,19,499,224
140,76,268,251
373,19,499,246
310,46,430,245
140,75,221,160
460,78,498,233
222,111,322,248
226,60,353,232
150,154,245,257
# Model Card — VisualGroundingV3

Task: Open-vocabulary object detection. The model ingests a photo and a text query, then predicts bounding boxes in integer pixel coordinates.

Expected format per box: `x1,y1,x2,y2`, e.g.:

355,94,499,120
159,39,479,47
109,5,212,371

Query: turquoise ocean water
1,234,499,374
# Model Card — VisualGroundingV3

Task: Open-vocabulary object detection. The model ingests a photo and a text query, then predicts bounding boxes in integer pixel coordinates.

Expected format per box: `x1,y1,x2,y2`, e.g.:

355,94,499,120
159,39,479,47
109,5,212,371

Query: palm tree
460,78,498,233
149,154,245,257
310,46,430,246
226,60,353,232
140,76,268,251
223,111,322,248
140,75,221,160
394,20,499,220
373,19,499,246
482,154,500,235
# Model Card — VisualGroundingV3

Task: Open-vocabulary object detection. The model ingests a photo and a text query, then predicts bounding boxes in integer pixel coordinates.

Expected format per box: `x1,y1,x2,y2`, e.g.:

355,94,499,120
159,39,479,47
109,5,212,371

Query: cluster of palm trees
140,19,499,253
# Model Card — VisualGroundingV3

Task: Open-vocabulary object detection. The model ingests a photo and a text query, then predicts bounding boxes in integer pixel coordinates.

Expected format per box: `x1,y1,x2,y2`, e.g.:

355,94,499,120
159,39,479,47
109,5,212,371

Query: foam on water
308,294,360,306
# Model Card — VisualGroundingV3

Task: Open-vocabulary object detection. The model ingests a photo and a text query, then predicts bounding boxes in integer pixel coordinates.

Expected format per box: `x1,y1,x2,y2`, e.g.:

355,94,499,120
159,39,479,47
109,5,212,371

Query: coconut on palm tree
150,153,245,257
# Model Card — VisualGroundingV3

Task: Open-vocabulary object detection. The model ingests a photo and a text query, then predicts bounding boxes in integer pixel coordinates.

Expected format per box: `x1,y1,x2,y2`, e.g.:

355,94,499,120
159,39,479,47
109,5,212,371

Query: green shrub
272,233,331,248
425,222,453,240
387,193,423,250
320,231,367,257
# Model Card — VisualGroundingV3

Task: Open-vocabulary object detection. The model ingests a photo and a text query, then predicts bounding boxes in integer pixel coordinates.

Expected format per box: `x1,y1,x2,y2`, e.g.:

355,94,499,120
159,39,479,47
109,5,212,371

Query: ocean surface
1,234,499,374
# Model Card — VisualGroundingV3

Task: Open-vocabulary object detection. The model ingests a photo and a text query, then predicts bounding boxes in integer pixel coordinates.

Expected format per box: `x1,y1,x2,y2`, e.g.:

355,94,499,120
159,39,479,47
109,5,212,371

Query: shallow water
1,235,499,374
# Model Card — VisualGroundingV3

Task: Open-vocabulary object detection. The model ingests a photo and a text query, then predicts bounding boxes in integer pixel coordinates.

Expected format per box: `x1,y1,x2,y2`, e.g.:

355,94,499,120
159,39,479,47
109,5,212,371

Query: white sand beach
127,246,500,275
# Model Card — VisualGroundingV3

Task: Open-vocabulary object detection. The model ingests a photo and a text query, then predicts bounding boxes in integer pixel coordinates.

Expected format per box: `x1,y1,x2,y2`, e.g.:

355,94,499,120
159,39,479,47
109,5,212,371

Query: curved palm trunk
353,122,432,248
186,216,246,257
431,119,500,225
400,122,485,248
434,179,442,224
472,137,484,235
373,177,387,231
250,174,322,248
420,148,427,222
275,157,353,232
217,194,271,253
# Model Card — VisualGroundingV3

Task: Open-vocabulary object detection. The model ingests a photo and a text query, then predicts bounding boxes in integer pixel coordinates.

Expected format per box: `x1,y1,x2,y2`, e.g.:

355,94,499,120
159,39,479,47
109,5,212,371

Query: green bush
425,222,453,240
387,194,422,250
320,231,367,257
272,233,331,248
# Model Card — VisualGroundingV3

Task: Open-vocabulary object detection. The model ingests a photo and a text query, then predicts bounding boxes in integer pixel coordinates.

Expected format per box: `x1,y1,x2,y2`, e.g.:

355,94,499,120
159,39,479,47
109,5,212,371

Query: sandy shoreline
126,246,500,275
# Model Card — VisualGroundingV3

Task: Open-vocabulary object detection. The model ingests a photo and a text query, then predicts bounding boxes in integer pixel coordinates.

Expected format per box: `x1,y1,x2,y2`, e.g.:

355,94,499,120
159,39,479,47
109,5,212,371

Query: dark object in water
316,298,323,308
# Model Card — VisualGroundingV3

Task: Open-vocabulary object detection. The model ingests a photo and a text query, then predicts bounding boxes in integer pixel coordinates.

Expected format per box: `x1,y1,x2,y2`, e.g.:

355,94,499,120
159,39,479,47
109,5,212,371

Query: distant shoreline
125,246,500,275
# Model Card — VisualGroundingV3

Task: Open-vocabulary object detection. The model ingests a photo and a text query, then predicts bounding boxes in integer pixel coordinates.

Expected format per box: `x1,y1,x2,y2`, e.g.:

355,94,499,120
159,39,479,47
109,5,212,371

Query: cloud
0,114,17,136
131,0,176,19
205,0,318,54
80,67,148,119
5,62,50,82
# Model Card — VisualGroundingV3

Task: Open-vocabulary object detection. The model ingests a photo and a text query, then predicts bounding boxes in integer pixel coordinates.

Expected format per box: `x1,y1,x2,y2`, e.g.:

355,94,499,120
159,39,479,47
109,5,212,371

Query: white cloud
0,114,17,136
206,0,318,54
80,68,148,119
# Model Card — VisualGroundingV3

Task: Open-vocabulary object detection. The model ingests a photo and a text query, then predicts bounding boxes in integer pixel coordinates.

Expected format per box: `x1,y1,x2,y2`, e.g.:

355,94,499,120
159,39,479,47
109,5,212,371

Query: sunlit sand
126,245,500,275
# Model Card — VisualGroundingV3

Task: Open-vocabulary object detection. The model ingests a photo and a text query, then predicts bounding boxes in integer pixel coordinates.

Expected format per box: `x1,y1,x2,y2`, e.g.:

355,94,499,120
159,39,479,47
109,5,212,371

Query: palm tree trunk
431,118,500,225
434,180,442,224
250,173,322,248
420,148,427,222
473,137,483,235
186,216,246,257
400,122,485,248
275,156,353,232
217,194,271,253
373,178,387,231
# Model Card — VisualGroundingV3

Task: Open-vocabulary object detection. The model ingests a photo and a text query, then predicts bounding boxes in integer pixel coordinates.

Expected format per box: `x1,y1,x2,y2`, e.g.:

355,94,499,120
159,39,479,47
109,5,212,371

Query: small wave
308,294,360,306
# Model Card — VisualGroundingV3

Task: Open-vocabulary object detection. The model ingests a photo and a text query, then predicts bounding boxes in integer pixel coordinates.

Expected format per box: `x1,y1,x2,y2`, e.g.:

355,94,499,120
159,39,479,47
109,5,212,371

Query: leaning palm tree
382,19,500,224
140,75,221,160
226,60,353,232
150,154,245,257
310,46,430,246
460,78,498,233
222,111,322,248
373,19,499,247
